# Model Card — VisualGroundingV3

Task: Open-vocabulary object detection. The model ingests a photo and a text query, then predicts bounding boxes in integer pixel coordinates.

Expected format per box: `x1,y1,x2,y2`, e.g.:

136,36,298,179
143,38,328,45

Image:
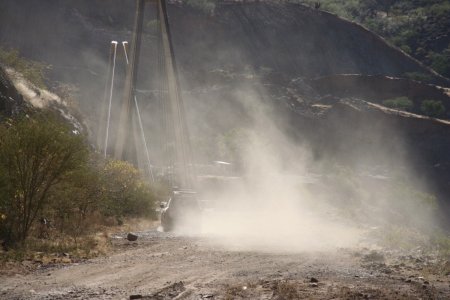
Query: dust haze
177,71,438,253
0,0,440,254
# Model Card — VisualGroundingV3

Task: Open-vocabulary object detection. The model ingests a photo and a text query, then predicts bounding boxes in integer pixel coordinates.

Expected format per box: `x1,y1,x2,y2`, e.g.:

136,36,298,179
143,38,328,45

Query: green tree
0,113,88,245
420,100,446,117
428,48,450,78
46,158,104,237
100,160,157,223
382,96,414,111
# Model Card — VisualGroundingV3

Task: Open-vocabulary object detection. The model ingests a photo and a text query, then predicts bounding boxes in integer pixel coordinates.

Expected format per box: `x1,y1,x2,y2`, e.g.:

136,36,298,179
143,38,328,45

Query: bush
428,48,450,78
45,160,104,237
0,113,159,249
382,96,413,111
403,72,433,83
420,99,446,117
100,160,157,223
43,156,158,239
0,112,88,246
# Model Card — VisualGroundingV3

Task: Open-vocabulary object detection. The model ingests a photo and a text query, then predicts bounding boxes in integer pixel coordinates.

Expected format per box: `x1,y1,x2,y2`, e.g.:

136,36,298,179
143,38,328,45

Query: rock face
0,1,446,99
167,3,448,86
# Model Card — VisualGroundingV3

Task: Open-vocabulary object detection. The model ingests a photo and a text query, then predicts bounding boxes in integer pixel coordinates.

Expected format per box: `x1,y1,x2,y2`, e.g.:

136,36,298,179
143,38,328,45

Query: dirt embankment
309,75,450,113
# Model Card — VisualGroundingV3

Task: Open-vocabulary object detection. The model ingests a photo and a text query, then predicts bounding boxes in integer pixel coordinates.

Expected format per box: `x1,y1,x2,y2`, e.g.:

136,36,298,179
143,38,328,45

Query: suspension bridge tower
102,0,195,190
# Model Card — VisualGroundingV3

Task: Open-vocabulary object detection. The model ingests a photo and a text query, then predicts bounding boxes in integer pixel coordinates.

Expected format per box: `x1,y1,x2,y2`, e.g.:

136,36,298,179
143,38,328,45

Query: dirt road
1,228,449,299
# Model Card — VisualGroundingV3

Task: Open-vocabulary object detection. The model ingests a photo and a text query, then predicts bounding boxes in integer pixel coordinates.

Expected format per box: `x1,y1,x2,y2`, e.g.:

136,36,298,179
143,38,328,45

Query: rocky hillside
1,0,450,221
0,1,447,97
298,0,450,79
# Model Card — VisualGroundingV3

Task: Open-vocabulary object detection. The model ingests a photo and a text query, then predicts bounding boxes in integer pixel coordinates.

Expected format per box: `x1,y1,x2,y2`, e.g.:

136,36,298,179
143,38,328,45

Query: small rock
310,277,319,283
127,233,138,242
424,281,429,285
309,283,318,288
129,295,142,300
201,295,214,299
405,279,412,283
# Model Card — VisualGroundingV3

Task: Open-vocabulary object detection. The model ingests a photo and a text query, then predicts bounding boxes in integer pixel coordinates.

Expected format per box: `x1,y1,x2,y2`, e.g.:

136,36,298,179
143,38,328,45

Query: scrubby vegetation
420,99,446,117
382,96,413,111
297,0,450,80
0,47,48,88
0,111,159,254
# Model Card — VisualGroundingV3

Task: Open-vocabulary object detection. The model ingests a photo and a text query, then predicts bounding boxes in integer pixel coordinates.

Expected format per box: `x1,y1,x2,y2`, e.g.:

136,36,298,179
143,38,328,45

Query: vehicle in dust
160,189,201,232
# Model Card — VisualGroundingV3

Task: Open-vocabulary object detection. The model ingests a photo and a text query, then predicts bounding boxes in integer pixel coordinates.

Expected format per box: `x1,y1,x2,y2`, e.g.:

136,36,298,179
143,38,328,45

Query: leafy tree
0,113,88,245
100,160,157,223
420,99,446,117
428,48,450,78
382,96,414,111
46,158,104,237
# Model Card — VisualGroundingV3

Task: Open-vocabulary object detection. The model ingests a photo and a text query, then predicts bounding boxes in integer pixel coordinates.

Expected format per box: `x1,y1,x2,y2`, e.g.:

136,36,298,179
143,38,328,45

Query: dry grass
0,217,156,274
273,281,301,300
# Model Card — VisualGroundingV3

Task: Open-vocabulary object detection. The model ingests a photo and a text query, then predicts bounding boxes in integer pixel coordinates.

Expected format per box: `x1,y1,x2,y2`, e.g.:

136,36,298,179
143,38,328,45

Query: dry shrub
273,281,300,300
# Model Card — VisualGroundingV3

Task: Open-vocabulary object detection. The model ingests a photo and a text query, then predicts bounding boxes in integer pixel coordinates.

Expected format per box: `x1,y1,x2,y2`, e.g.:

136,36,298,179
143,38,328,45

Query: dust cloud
180,78,438,254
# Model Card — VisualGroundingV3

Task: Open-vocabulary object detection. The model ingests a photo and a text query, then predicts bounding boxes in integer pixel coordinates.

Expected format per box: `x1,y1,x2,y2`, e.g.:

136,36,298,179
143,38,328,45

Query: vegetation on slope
0,111,159,257
0,47,48,89
298,0,450,79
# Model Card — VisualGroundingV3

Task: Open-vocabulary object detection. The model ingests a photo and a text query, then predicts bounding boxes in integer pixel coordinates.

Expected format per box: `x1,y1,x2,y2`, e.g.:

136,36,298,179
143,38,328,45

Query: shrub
382,96,413,111
0,112,88,246
45,159,104,237
428,49,450,78
420,99,446,117
403,72,433,83
100,160,157,223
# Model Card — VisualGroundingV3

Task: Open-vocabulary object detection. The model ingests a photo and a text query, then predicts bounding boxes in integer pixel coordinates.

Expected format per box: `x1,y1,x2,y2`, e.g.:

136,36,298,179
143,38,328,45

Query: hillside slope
0,1,447,94
1,1,450,218
0,67,26,119
297,0,450,79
